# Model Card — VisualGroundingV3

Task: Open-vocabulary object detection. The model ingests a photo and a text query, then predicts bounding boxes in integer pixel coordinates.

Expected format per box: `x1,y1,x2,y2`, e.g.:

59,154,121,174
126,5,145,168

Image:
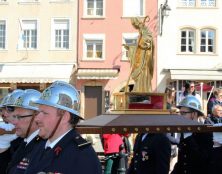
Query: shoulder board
74,135,91,148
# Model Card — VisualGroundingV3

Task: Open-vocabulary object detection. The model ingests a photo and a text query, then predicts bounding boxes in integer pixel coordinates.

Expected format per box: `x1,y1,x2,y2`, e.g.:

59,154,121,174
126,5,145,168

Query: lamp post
160,0,171,36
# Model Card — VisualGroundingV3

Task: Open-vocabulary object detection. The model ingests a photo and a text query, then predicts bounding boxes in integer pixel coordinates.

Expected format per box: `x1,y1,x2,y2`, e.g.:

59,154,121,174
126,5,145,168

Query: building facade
0,0,78,96
157,0,222,113
76,0,158,119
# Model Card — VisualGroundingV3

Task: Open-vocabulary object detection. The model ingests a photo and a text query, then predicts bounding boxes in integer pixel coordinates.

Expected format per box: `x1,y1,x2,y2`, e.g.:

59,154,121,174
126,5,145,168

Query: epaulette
74,135,91,148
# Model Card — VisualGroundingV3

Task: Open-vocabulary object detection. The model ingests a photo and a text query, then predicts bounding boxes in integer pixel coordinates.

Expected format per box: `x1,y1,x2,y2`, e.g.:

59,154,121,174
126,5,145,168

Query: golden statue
124,16,154,93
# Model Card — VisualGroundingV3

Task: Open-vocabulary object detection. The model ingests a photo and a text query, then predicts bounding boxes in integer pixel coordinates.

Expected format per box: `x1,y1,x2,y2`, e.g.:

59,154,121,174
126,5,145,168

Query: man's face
179,107,197,121
35,105,60,140
10,107,34,138
3,106,16,123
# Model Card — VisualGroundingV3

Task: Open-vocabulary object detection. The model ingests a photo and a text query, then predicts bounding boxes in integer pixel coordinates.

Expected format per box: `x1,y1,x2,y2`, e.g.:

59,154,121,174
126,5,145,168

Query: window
200,29,215,53
180,29,195,53
122,33,138,60
0,20,6,49
83,34,105,60
123,0,144,17
52,19,70,49
179,27,216,54
179,0,216,7
179,0,196,7
20,20,37,49
200,0,216,7
85,0,103,17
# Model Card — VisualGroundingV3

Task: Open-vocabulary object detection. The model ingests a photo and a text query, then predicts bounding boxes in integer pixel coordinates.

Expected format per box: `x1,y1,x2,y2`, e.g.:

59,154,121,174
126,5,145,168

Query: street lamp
160,0,171,36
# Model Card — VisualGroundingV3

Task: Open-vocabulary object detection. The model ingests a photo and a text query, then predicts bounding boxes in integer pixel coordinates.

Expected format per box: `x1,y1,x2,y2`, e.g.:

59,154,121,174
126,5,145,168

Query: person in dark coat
171,95,213,174
26,81,102,174
205,104,222,174
0,90,25,174
6,89,44,174
127,133,171,174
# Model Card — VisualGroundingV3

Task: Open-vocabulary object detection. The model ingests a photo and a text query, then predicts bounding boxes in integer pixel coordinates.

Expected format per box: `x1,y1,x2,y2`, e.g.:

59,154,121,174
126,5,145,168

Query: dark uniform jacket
6,136,44,174
25,129,102,174
0,137,23,174
205,116,222,174
127,133,171,174
171,132,213,174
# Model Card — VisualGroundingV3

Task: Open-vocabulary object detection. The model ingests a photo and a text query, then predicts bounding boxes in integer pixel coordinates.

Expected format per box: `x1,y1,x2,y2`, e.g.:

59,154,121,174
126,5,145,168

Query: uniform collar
45,129,72,149
24,129,39,145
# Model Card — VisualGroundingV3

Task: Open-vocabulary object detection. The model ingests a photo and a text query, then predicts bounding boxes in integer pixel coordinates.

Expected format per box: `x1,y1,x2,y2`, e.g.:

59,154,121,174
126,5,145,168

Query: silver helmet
13,89,41,111
0,94,11,108
5,89,24,107
34,81,82,118
177,95,204,116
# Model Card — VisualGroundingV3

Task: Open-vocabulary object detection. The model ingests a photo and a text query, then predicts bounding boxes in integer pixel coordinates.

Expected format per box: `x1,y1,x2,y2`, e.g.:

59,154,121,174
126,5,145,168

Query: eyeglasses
180,111,193,115
190,86,195,88
6,106,15,113
11,114,33,121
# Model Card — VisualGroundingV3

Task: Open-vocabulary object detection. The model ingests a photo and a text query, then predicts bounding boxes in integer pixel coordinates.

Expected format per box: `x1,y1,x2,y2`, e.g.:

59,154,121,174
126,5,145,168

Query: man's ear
191,112,198,120
61,110,70,122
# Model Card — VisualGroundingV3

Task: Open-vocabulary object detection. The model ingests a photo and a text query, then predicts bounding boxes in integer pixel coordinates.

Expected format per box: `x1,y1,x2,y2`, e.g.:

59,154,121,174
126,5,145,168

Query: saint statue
124,16,154,93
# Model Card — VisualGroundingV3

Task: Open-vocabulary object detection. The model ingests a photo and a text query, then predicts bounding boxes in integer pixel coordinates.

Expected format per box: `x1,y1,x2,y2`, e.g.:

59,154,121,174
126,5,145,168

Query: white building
157,0,222,113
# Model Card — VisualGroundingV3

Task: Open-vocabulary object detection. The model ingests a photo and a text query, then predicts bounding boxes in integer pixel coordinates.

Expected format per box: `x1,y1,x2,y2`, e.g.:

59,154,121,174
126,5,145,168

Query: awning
77,68,119,79
169,69,222,80
0,63,74,83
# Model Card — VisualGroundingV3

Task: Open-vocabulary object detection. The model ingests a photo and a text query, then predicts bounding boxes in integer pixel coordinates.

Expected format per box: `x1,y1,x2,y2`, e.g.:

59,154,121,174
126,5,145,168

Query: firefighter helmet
13,89,41,111
34,81,82,119
177,95,204,116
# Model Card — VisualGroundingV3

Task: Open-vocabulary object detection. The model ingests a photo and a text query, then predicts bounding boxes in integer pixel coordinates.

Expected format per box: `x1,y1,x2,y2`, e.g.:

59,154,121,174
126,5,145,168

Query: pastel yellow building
0,0,77,96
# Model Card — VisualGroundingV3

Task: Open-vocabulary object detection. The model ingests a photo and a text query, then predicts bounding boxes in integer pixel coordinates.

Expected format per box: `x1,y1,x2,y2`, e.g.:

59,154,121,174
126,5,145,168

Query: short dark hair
69,113,80,128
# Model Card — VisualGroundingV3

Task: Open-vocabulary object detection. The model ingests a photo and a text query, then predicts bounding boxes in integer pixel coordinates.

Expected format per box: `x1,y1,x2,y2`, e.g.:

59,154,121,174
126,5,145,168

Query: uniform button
134,167,137,170
136,153,138,156
183,162,187,166
135,160,138,163
184,170,187,173
184,155,187,158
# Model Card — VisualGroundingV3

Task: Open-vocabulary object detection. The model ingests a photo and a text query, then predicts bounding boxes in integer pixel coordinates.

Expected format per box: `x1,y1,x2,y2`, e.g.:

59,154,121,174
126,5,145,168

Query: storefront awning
169,69,222,80
77,68,119,79
0,63,74,83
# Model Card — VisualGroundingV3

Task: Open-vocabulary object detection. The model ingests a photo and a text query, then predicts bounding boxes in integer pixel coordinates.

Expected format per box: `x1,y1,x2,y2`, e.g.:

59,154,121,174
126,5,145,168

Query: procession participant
26,81,102,174
127,133,171,174
102,133,130,174
6,89,43,174
171,95,213,174
0,90,24,174
205,104,222,174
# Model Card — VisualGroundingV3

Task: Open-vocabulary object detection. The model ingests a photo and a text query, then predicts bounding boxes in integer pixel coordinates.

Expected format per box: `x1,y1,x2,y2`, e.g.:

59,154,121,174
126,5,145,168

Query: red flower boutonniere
54,146,62,156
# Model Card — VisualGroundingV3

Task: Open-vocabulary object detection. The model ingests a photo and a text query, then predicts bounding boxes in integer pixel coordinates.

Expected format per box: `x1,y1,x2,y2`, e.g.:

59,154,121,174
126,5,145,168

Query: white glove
0,134,17,149
0,122,15,131
183,133,192,139
213,123,222,144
